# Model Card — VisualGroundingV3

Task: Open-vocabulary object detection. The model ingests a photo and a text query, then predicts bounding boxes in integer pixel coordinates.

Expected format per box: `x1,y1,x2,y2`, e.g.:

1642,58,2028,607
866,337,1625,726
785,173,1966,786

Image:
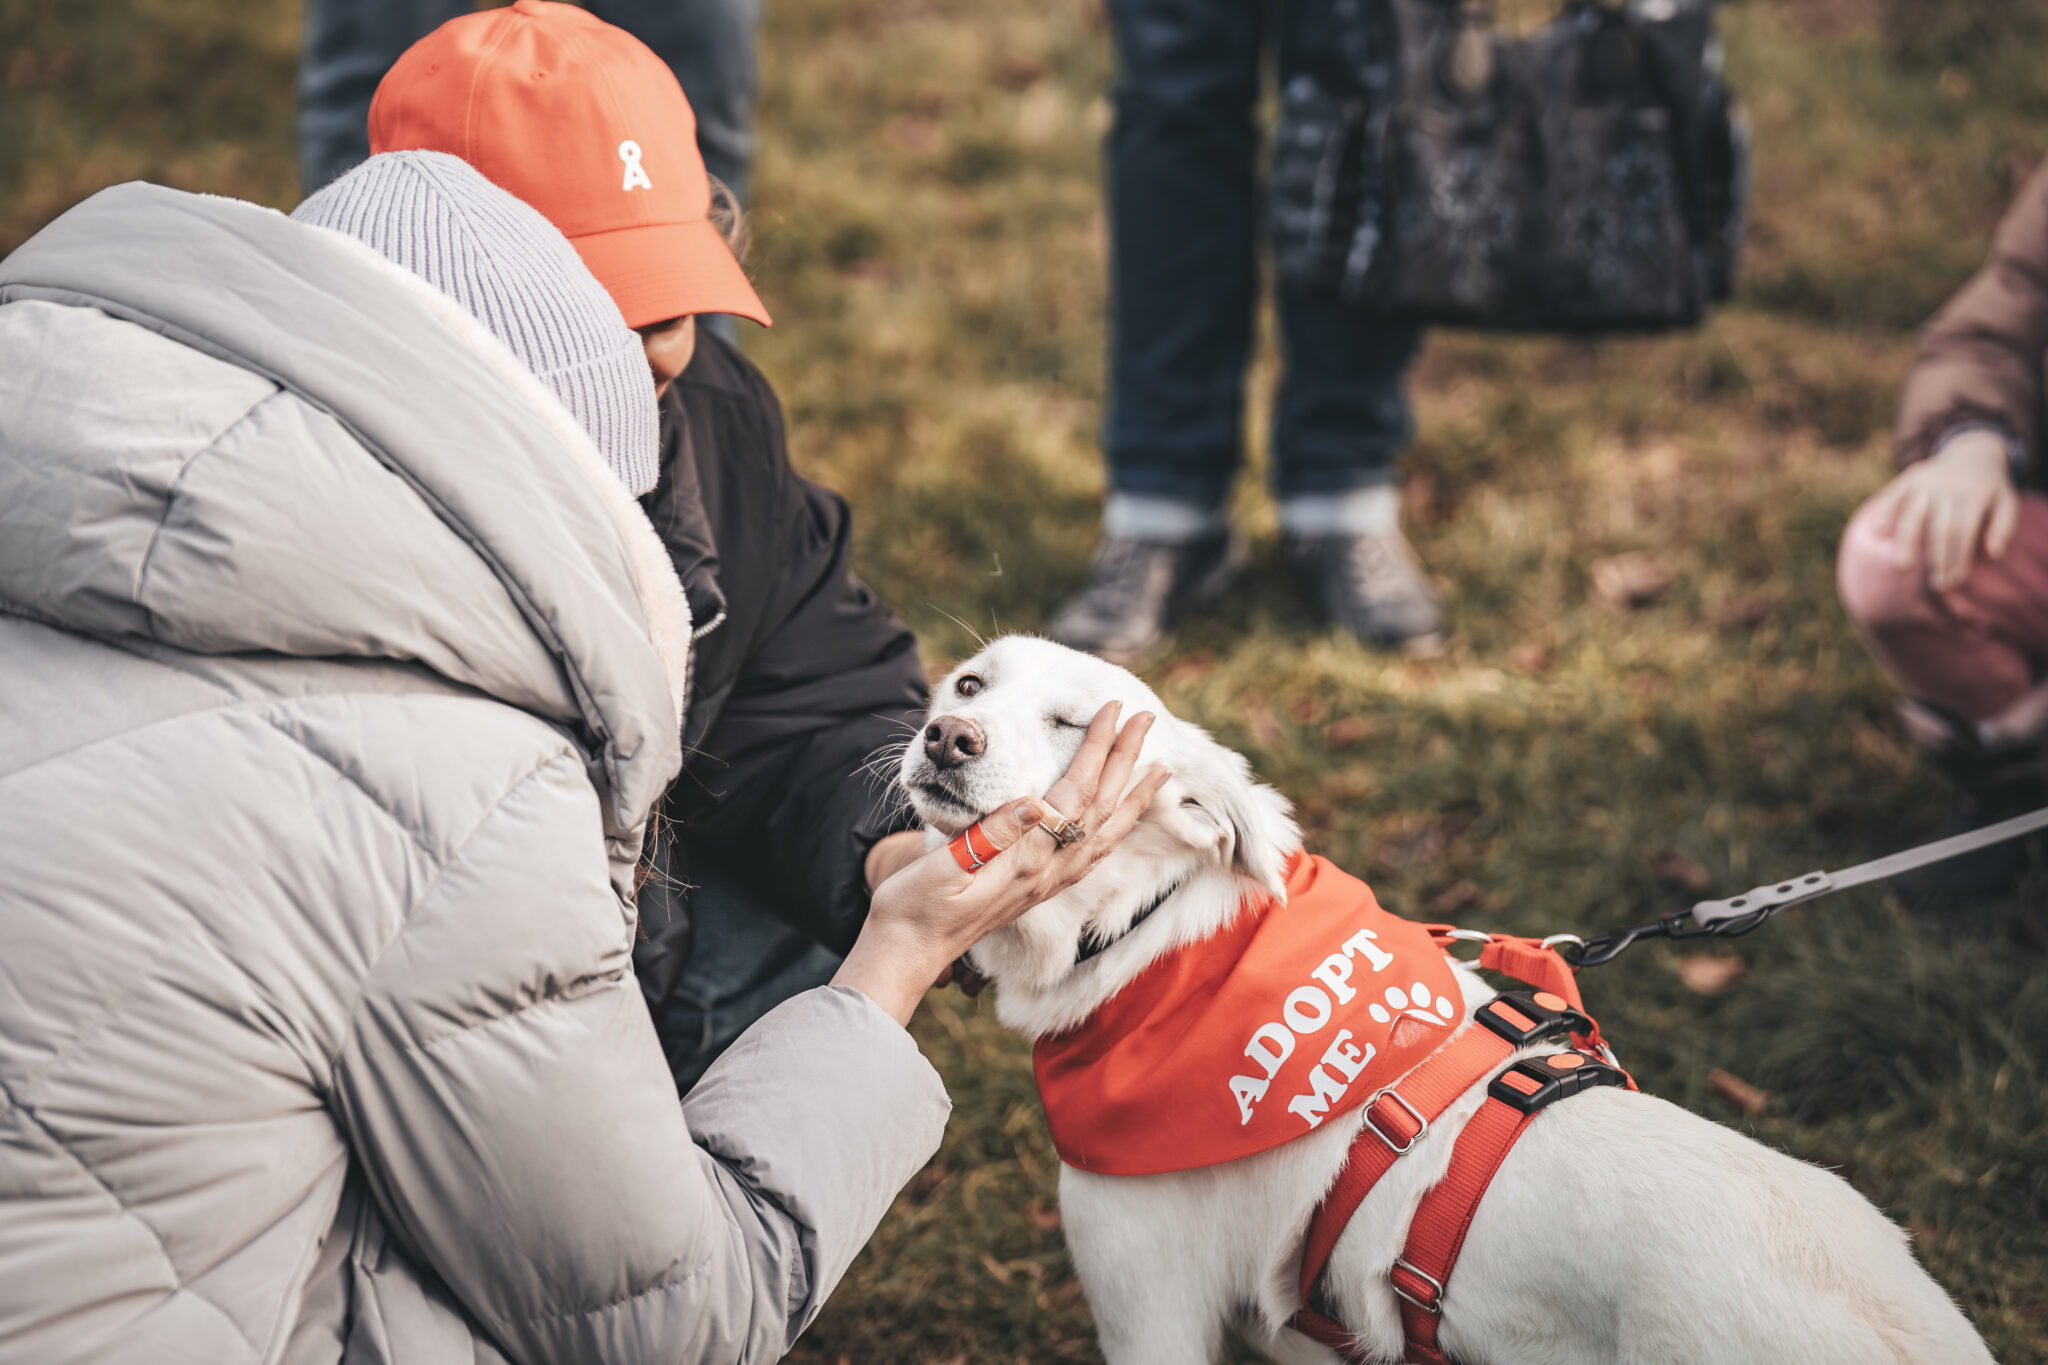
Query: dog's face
902,636,1167,836
900,637,1299,1010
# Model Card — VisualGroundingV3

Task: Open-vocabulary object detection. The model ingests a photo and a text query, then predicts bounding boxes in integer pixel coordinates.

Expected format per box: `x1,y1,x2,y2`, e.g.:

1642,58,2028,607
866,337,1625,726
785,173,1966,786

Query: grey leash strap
1691,805,2048,927
1561,804,2048,967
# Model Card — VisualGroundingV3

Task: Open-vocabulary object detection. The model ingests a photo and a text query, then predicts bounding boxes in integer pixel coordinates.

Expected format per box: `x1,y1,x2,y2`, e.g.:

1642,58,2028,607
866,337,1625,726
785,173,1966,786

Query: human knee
1836,505,1927,635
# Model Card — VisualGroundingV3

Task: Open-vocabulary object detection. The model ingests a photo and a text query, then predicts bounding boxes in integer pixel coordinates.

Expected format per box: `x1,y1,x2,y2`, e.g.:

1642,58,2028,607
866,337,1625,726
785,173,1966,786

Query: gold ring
1036,802,1087,848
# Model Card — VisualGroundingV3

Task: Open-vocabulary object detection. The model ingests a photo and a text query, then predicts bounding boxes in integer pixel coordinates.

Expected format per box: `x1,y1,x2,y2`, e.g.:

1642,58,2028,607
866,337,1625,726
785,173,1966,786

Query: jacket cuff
681,986,950,1317
1932,419,2031,485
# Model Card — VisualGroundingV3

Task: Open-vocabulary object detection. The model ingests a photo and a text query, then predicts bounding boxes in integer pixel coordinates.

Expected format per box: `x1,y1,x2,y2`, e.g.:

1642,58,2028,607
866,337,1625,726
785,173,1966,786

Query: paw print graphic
1368,982,1456,1029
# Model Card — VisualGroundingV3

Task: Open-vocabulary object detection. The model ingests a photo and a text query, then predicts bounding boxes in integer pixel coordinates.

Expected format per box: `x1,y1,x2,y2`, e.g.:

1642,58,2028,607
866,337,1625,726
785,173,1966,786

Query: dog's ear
1170,738,1300,898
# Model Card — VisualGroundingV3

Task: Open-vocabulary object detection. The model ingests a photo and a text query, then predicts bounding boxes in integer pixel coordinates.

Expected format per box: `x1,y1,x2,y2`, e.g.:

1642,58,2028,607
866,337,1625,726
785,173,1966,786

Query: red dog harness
1288,982,1633,1364
1029,854,1633,1364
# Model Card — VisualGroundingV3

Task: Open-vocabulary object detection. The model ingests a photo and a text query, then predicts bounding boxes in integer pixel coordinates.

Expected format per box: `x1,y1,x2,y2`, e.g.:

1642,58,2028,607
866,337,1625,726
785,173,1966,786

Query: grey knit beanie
293,150,659,495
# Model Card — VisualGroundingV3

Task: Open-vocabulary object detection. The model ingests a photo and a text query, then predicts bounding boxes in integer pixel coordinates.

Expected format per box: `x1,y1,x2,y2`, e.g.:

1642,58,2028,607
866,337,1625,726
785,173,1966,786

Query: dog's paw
1368,982,1456,1029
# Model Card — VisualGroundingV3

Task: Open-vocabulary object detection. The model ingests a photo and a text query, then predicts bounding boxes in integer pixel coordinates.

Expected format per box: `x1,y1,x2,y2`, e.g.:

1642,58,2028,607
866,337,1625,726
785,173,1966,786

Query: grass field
6,0,2048,1359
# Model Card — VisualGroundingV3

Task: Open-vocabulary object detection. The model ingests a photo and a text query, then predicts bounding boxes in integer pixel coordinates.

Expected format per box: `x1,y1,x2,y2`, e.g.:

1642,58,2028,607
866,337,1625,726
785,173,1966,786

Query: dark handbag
1271,0,1748,331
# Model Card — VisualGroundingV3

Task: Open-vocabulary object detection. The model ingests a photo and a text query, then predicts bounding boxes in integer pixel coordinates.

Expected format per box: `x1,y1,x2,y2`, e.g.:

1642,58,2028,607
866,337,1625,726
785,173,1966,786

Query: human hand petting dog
834,701,1169,1026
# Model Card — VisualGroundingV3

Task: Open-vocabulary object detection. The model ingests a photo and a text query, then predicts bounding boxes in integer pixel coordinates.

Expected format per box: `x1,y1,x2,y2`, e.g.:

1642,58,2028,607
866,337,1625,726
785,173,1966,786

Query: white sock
1103,492,1229,545
1278,485,1400,538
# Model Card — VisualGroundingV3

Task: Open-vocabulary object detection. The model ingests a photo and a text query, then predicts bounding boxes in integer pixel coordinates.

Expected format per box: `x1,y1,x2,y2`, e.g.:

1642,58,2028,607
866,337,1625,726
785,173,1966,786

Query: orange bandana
1033,854,1466,1176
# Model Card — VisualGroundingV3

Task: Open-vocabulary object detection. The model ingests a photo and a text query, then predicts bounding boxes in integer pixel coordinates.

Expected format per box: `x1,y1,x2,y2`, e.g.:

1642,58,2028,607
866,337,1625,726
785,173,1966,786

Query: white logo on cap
618,140,653,192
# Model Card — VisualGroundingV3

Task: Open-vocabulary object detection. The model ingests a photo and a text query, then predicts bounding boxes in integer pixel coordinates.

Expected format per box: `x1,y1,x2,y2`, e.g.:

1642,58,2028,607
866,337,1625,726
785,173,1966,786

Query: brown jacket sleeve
1895,156,2048,473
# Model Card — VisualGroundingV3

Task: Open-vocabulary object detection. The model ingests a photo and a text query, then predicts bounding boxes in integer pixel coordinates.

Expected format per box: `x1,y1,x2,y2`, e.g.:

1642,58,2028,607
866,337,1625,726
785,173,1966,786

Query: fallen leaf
1295,796,1335,837
1424,880,1483,916
993,52,1049,88
1648,848,1712,893
1507,642,1551,674
1323,715,1369,750
883,113,943,154
1678,954,1747,994
1242,702,1284,747
978,1251,1013,1284
1708,1067,1769,1117
1589,552,1674,610
1402,468,1459,526
1161,650,1217,687
1288,693,1327,725
1708,592,1776,630
838,256,897,285
1375,818,1447,871
1027,1206,1062,1231
854,0,934,30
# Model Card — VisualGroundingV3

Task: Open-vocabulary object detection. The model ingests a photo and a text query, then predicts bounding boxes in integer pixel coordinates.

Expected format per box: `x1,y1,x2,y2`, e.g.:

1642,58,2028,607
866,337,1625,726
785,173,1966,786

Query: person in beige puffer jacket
0,153,1165,1365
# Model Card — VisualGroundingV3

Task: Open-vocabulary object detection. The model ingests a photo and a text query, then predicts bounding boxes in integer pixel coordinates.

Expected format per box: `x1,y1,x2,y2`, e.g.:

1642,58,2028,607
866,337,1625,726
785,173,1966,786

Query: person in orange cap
362,0,936,1092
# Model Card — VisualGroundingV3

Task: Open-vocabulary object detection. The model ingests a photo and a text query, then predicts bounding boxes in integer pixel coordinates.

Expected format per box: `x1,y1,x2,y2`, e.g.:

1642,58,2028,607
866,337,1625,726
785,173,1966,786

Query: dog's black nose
924,715,986,769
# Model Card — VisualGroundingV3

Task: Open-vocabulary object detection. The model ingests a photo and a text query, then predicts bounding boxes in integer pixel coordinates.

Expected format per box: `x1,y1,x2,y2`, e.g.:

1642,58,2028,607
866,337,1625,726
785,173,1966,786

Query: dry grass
6,0,2048,1359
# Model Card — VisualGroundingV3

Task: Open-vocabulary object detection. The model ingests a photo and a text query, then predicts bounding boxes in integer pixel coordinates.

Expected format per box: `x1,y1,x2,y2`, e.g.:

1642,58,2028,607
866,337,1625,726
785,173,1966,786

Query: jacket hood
0,182,691,839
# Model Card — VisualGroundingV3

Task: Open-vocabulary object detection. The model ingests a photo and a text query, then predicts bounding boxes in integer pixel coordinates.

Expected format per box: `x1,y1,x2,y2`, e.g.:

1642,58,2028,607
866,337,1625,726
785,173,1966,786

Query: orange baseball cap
369,0,770,329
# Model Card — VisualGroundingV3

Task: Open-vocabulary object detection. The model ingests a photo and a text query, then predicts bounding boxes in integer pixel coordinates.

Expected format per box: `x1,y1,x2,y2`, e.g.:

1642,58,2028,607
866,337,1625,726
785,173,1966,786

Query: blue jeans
647,859,842,1093
1104,0,1421,508
298,0,760,202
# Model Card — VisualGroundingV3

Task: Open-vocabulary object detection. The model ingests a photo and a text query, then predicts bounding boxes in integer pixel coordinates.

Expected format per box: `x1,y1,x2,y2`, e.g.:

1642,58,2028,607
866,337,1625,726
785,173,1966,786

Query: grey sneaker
1049,532,1243,668
1290,529,1446,653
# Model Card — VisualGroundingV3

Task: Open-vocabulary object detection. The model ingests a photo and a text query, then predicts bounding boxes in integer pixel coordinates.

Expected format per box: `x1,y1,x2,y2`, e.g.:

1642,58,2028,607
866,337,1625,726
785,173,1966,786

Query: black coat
632,333,927,1003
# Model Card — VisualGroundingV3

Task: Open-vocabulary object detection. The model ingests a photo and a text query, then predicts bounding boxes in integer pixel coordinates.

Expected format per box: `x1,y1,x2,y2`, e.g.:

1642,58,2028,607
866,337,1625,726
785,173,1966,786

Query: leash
1557,804,2048,968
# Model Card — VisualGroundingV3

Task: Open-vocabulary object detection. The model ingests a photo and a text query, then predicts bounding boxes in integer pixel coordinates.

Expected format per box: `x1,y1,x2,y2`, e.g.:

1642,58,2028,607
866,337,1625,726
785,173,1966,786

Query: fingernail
1012,798,1041,824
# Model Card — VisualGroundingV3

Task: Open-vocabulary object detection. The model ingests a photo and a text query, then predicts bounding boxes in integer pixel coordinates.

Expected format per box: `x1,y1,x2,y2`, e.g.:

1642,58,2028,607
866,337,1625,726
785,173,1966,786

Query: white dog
899,635,1994,1365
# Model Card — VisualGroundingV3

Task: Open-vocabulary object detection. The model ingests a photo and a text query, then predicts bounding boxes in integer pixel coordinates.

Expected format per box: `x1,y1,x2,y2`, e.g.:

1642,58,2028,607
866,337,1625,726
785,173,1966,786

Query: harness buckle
1474,990,1591,1047
1361,1087,1429,1154
1389,1258,1444,1314
1487,1050,1630,1115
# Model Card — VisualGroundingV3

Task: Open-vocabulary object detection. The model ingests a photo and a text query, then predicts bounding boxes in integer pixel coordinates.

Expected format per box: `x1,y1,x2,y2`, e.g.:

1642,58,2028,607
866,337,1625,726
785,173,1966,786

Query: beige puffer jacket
0,184,948,1365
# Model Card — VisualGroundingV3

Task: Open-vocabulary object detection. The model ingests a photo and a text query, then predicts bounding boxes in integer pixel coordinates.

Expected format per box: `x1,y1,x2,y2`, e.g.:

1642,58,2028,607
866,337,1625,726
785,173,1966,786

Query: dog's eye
1049,715,1088,730
955,673,984,698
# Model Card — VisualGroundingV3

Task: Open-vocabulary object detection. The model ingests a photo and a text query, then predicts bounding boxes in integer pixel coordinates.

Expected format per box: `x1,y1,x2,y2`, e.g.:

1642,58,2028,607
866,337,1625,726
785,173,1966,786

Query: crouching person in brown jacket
0,153,1166,1365
1837,156,2048,905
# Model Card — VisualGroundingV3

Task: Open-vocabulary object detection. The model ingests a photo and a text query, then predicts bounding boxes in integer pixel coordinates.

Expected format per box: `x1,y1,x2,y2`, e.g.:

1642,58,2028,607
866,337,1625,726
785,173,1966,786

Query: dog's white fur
901,636,1994,1365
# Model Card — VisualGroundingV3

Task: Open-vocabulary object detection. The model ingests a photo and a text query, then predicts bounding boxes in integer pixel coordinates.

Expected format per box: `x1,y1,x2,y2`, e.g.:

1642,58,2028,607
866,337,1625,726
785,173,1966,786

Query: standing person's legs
1268,0,1440,651
1272,282,1442,649
1270,286,1420,506
1050,0,1263,667
1101,0,1263,517
299,0,466,194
